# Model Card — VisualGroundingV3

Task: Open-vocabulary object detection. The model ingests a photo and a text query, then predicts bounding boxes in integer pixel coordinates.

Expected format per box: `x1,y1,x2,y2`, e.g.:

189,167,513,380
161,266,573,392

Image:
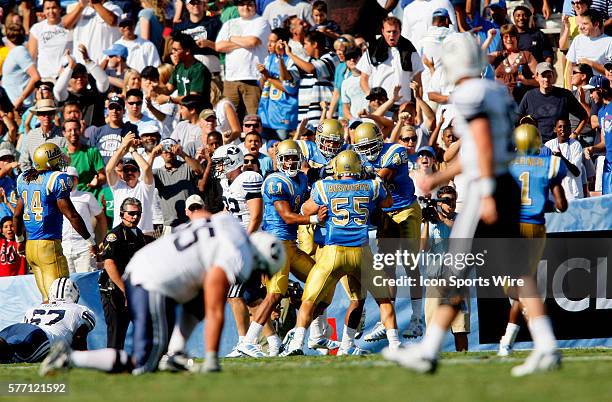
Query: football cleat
202,357,221,373
402,318,424,339
39,341,71,376
236,342,266,358
337,346,370,356
382,345,437,374
280,344,304,357
225,344,245,358
497,343,513,357
364,322,387,342
511,349,561,377
158,352,195,372
307,337,341,351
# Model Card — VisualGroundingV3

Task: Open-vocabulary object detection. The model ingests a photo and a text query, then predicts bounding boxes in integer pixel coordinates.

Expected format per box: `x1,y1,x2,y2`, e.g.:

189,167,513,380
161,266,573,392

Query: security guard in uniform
99,197,146,349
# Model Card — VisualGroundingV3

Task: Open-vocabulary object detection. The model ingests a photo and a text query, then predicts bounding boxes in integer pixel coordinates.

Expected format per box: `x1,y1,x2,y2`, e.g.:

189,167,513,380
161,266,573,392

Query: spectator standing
210,81,241,143
124,89,160,133
327,36,354,119
89,95,139,164
173,0,223,75
240,127,274,177
114,17,161,73
136,0,166,55
27,0,71,80
0,216,26,277
62,167,107,273
195,131,225,212
570,63,596,140
105,133,156,238
285,15,309,59
151,142,204,232
170,95,206,145
63,0,121,64
19,100,66,171
357,17,424,106
0,149,18,220
341,49,368,120
2,24,40,111
519,63,588,142
99,197,146,349
263,0,313,29
545,118,585,199
401,0,456,53
513,6,554,64
311,1,342,49
62,119,106,196
141,66,177,139
216,0,271,117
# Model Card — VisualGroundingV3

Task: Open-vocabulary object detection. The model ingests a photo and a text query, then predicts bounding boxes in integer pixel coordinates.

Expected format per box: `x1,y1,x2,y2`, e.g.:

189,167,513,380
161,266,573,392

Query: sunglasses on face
123,168,139,173
128,101,143,106
109,105,123,111
37,111,55,117
244,159,257,165
124,211,141,217
572,70,583,74
400,136,417,143
244,123,259,128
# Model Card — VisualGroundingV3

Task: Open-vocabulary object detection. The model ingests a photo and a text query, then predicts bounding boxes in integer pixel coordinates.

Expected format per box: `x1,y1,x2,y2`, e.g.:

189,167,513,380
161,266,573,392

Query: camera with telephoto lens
418,196,453,223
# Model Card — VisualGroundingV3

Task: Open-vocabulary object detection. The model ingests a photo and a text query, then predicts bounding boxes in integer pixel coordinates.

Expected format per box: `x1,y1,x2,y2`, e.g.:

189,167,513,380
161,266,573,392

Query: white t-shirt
29,20,72,79
114,37,161,73
110,178,155,233
220,170,263,229
544,137,584,199
125,214,253,303
356,44,424,104
24,302,95,344
262,0,314,29
69,2,122,63
170,121,201,145
214,98,236,134
216,16,271,81
402,0,457,53
567,34,612,74
62,190,102,252
341,73,369,118
142,100,176,139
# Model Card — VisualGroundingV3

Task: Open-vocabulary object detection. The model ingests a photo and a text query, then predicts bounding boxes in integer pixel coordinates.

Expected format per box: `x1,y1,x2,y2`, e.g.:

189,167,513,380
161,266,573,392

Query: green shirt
169,61,211,106
64,145,105,195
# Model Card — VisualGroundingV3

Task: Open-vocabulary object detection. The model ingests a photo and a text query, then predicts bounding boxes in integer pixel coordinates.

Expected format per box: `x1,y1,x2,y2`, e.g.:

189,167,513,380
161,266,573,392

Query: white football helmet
212,145,244,178
249,232,286,277
441,33,486,85
49,277,80,304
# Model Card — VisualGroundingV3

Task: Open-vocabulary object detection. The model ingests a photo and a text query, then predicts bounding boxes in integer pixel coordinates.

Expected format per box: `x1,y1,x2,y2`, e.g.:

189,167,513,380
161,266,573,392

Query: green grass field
1,349,611,402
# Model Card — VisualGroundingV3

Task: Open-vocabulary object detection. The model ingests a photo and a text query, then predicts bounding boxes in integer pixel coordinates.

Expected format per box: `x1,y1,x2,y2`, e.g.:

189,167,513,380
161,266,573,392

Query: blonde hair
333,34,356,51
210,80,224,107
157,63,174,86
141,0,168,22
122,69,141,96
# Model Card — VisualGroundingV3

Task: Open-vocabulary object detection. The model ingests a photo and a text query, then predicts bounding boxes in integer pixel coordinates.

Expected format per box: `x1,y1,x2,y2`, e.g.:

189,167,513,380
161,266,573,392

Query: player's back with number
24,303,95,345
16,171,72,239
312,178,386,246
125,213,253,303
509,154,566,224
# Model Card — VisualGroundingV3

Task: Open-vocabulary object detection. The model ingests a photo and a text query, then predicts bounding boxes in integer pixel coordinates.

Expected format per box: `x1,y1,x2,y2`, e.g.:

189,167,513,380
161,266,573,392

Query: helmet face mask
211,145,244,179
316,119,344,158
354,138,383,162
276,140,303,177
353,122,383,162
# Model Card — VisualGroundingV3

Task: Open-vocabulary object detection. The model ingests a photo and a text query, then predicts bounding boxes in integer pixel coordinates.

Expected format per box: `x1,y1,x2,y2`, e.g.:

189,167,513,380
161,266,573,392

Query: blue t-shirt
16,170,73,240
0,176,17,219
311,178,386,246
257,153,274,178
258,54,299,131
89,123,139,164
333,62,349,118
136,8,165,54
1,46,35,108
262,172,309,240
509,154,567,224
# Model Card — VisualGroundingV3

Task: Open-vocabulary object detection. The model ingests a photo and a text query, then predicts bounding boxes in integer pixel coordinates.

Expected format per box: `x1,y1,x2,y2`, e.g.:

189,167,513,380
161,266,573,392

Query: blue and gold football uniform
16,170,72,300
302,178,389,304
262,171,314,294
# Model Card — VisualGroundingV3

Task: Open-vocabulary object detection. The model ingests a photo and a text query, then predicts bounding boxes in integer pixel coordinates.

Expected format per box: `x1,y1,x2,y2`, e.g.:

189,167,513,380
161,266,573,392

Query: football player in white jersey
211,145,268,358
40,204,286,376
384,33,561,376
0,278,95,364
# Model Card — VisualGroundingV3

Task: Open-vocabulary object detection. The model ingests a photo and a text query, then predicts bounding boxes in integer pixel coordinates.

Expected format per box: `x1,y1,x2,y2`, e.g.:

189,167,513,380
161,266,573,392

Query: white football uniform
220,170,263,229
125,213,253,303
23,302,96,345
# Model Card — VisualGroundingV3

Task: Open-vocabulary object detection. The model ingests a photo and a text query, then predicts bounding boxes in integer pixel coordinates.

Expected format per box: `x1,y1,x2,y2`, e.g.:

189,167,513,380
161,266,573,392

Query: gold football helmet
333,150,362,179
316,119,344,158
353,122,383,162
32,143,67,171
276,139,303,177
514,124,542,155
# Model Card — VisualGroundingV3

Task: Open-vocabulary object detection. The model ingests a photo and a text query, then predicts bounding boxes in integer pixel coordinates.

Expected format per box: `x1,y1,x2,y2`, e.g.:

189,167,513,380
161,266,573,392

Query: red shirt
0,238,26,277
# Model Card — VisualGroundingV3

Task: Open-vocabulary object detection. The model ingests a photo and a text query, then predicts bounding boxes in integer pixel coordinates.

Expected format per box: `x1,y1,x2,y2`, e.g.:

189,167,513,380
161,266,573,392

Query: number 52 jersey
125,213,254,303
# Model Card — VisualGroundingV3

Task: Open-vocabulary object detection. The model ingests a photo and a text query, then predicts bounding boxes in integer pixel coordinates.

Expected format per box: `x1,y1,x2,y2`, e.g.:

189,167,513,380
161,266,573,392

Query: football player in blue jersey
282,150,402,356
13,143,95,302
353,122,424,341
238,140,328,358
498,124,568,358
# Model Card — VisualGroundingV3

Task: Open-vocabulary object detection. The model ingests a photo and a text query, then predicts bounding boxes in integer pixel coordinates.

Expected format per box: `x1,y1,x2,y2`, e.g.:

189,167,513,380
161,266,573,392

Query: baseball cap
0,149,15,159
489,0,506,9
65,166,79,177
139,123,161,136
243,114,261,125
34,80,54,90
108,95,125,108
118,17,135,27
583,75,611,90
417,146,436,156
432,8,450,18
72,63,88,78
199,109,216,120
122,158,140,170
185,194,204,210
366,87,388,100
536,62,554,75
103,44,128,59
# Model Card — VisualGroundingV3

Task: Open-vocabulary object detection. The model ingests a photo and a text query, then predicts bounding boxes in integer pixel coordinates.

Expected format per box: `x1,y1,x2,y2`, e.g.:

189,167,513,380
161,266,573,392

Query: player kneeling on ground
40,204,286,375
0,278,95,364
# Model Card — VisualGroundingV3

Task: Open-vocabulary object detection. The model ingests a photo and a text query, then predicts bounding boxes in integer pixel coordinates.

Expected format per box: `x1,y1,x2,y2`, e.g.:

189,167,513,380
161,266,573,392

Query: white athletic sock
243,322,264,344
167,312,199,355
420,323,445,360
386,328,400,348
410,298,423,319
267,335,281,351
501,323,520,346
309,314,325,340
290,327,306,349
341,326,357,351
70,349,128,372
528,316,557,352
